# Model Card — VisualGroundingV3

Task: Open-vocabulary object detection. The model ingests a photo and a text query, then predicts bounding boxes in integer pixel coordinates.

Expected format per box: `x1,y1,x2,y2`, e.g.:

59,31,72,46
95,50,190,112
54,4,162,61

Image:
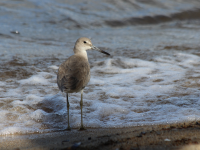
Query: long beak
91,46,110,55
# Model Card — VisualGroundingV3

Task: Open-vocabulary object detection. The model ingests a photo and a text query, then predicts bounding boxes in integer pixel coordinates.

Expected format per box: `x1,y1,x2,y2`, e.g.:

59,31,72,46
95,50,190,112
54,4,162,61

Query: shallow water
0,0,200,135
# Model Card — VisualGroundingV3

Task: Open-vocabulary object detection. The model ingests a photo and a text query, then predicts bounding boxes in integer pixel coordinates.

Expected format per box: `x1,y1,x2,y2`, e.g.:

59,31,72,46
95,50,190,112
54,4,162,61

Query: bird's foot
79,126,86,131
66,126,71,131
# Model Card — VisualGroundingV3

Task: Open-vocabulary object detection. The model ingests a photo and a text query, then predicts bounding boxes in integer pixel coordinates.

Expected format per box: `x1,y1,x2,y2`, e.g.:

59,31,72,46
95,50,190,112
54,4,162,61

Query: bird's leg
79,90,86,130
66,93,71,130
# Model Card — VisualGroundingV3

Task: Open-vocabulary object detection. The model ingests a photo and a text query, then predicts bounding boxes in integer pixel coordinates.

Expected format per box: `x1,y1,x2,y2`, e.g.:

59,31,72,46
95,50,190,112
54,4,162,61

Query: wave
105,9,200,27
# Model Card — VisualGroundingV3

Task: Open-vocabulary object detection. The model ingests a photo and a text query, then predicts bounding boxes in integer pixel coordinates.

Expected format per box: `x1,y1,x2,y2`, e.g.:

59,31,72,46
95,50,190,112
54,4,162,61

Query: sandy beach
1,121,200,150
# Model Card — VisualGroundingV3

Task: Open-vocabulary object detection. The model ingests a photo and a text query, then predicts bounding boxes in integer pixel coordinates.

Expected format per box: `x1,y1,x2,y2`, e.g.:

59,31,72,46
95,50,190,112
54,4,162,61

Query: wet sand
1,121,200,150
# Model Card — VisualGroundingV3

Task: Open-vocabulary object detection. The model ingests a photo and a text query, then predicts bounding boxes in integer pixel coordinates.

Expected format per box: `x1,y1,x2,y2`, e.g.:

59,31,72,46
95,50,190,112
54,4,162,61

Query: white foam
30,109,47,121
48,65,59,70
90,56,185,100
0,52,200,135
0,127,26,135
18,72,52,86
0,81,6,86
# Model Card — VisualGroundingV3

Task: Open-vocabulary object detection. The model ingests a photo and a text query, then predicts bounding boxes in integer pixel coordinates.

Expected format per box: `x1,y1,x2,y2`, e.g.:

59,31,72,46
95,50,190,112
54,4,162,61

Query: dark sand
1,121,200,150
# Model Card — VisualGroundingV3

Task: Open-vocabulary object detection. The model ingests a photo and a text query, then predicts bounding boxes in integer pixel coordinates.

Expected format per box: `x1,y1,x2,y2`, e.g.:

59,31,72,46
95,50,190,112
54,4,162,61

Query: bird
57,37,110,130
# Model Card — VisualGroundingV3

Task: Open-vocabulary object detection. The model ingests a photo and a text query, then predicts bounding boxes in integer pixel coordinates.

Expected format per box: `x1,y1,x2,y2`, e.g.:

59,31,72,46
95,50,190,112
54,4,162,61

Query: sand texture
1,121,200,150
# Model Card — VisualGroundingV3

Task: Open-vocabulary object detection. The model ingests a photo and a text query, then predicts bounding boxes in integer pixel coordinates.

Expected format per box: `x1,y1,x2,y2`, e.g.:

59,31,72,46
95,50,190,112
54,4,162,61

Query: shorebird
57,37,110,130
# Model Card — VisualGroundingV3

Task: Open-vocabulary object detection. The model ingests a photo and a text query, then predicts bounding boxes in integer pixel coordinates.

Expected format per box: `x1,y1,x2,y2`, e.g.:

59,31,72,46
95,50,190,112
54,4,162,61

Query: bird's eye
83,41,87,44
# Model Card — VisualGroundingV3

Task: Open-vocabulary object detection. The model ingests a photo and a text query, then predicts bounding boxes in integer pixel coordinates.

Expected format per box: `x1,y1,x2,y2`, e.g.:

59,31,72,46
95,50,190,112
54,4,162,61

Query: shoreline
1,121,200,150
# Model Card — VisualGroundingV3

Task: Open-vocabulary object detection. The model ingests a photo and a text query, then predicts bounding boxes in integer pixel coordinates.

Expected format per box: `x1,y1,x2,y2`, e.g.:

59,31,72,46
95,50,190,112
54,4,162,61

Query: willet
57,37,110,130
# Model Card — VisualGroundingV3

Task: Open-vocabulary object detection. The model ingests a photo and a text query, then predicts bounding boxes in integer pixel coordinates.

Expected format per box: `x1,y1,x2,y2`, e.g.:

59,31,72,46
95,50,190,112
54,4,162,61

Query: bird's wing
57,55,90,92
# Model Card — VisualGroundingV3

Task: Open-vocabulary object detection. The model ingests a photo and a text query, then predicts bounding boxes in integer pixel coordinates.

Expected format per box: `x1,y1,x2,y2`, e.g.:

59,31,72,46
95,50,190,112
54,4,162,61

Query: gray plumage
57,54,90,93
57,37,110,130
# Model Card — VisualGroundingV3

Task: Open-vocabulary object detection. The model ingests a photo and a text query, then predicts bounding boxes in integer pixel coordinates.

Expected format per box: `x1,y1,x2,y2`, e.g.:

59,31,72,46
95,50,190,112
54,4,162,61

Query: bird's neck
74,48,88,60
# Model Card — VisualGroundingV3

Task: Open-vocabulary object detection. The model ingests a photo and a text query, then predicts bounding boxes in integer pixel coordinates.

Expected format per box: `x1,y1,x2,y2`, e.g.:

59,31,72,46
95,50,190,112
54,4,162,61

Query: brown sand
1,121,200,150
